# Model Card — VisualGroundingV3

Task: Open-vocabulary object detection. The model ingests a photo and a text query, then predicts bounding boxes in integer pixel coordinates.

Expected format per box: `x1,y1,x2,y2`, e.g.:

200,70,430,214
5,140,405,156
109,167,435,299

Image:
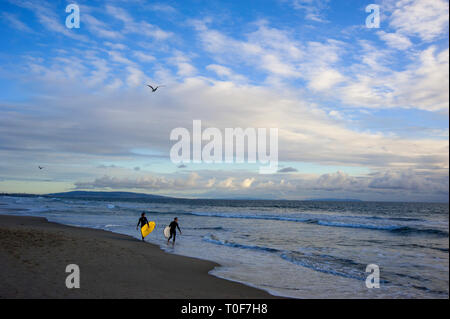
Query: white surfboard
163,226,171,239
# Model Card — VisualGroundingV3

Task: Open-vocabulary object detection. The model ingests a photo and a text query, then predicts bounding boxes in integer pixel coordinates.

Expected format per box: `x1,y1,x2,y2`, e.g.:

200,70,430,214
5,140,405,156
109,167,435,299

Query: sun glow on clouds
0,0,448,201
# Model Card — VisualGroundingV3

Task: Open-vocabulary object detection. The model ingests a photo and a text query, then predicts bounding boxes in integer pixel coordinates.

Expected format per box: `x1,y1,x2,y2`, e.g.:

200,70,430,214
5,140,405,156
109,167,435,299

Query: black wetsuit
137,216,149,228
168,221,181,242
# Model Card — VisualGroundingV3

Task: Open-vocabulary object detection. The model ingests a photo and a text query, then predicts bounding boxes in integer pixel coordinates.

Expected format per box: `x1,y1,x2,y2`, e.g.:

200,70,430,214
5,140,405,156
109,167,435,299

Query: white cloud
340,45,449,111
84,14,123,39
206,64,233,77
388,0,449,41
105,78,123,90
71,169,448,201
133,51,156,63
194,21,346,89
192,20,448,111
148,4,177,14
328,110,343,120
308,68,345,91
105,5,173,40
139,22,173,40
261,54,300,77
207,64,247,83
241,177,255,188
9,0,87,41
218,177,234,189
169,54,197,77
104,42,127,50
177,62,197,77
6,55,448,172
314,171,361,191
377,31,413,50
292,0,330,22
1,12,34,33
126,66,147,87
108,51,135,66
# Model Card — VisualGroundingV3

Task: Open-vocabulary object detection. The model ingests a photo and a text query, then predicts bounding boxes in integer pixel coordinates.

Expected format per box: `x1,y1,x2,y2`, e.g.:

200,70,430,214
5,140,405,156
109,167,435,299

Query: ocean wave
191,226,225,230
393,243,449,253
315,220,403,230
182,212,448,237
411,285,448,295
280,252,390,283
188,211,311,223
313,220,449,237
202,234,280,253
389,226,449,237
201,236,390,283
350,215,424,222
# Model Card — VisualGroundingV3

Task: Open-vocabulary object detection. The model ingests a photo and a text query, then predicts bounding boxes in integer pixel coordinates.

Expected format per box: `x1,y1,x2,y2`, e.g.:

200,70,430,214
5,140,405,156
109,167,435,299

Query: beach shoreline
0,214,276,299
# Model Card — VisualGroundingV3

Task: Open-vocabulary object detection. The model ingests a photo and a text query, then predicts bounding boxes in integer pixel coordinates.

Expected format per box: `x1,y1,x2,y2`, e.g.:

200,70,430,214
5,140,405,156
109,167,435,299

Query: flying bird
146,84,164,92
38,166,44,170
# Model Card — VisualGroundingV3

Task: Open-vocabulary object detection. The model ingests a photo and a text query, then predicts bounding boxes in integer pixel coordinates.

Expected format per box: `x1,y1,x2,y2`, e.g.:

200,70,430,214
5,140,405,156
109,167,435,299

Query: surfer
136,212,150,241
167,217,182,245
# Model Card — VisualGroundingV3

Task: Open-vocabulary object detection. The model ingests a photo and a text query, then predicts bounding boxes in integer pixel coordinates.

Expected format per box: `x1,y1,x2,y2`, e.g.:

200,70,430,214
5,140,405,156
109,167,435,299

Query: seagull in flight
146,84,164,92
38,166,44,170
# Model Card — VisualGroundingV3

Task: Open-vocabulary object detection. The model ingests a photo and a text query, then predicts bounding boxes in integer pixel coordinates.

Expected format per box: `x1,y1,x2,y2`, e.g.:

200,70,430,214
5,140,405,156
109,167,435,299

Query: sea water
0,196,448,298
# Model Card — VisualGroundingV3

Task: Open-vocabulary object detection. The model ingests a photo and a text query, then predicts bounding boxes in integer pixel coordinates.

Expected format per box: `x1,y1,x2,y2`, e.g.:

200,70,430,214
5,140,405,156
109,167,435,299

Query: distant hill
47,191,172,200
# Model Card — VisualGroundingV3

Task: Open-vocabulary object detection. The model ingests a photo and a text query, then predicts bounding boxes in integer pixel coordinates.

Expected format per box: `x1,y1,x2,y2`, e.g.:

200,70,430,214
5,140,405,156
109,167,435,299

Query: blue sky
0,0,448,201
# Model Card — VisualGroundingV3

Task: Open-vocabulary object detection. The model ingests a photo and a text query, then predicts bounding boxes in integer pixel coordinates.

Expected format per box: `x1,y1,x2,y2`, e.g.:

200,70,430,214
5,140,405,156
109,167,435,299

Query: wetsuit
137,216,149,228
168,221,181,242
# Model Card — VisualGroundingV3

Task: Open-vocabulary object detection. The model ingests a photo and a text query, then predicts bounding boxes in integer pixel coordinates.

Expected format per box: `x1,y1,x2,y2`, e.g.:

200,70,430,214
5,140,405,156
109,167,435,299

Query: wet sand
0,214,275,299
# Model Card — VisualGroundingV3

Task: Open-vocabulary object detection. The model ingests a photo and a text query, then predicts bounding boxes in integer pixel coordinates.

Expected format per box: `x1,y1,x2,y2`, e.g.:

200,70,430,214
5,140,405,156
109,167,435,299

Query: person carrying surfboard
167,217,182,245
136,212,150,241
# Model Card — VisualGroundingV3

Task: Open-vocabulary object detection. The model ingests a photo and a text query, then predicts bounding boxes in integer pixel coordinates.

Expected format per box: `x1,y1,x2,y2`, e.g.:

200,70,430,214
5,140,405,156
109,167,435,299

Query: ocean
0,195,448,298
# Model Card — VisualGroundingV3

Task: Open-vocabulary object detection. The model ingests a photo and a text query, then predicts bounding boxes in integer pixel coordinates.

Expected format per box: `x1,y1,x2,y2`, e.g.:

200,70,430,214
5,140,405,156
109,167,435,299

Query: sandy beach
0,214,275,299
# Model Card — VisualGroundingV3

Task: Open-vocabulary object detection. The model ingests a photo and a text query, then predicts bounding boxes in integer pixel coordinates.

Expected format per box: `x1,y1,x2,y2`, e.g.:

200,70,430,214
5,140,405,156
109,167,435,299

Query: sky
0,0,448,202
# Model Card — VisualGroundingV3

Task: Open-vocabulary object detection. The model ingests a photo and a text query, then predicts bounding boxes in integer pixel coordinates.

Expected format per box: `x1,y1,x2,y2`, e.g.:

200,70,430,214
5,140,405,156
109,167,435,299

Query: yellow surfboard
141,221,156,238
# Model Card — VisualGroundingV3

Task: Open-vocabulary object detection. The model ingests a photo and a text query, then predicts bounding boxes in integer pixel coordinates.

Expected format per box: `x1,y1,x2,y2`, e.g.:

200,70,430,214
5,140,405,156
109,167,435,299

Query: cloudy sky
0,0,448,202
